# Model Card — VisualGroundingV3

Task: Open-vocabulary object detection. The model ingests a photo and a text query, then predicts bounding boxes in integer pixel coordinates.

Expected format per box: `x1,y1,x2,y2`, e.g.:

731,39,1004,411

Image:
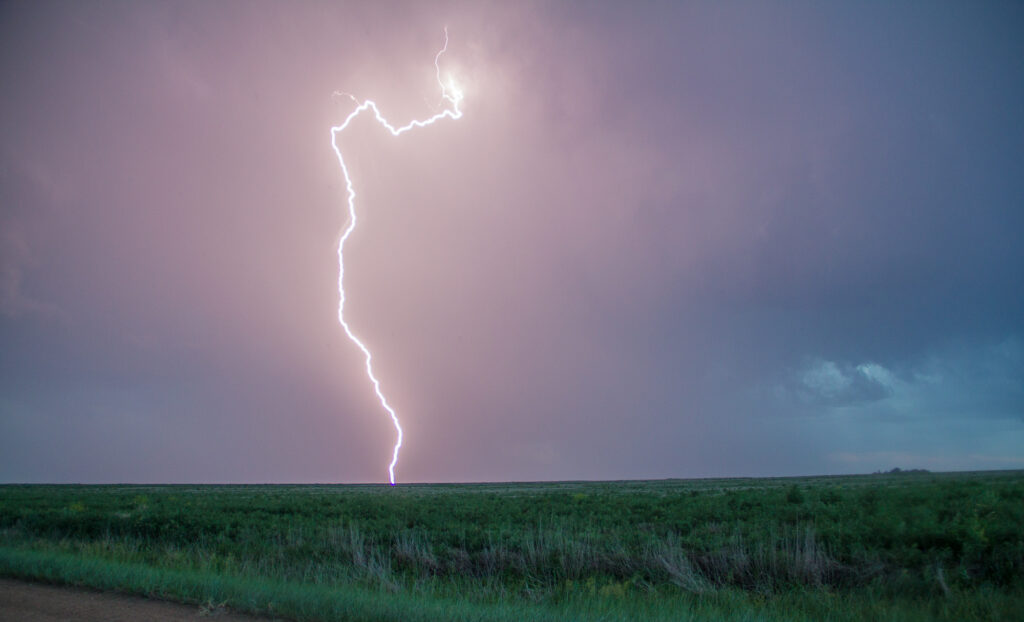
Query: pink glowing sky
2,1,1022,483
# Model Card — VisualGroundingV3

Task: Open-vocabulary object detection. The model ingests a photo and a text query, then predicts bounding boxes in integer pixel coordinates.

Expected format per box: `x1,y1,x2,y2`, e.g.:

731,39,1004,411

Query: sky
1,1,1022,484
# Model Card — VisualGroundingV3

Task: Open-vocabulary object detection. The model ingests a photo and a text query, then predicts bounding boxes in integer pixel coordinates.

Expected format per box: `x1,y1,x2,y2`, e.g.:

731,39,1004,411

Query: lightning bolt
330,29,463,485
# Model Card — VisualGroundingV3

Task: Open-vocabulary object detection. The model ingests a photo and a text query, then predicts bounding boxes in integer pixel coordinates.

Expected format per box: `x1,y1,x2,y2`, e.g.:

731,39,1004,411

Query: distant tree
874,467,931,475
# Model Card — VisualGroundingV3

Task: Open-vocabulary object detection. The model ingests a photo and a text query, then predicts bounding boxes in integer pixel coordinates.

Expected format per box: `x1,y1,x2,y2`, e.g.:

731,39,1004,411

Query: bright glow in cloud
329,29,464,485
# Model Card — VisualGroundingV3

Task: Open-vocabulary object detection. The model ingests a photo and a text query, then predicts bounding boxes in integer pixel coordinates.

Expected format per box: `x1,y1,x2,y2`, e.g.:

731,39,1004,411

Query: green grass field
1,470,1021,621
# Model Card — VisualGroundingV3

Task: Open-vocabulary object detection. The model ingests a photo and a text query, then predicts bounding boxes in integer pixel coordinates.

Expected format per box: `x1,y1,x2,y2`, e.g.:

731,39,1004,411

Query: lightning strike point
329,29,463,486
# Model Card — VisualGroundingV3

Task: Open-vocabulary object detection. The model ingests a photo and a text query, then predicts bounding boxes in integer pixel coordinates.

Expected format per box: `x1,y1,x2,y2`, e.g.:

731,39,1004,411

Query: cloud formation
1,1,1021,482
797,360,895,407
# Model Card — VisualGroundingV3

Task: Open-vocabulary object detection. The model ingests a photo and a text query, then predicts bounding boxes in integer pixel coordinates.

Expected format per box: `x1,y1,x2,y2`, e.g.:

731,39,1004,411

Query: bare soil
0,578,269,622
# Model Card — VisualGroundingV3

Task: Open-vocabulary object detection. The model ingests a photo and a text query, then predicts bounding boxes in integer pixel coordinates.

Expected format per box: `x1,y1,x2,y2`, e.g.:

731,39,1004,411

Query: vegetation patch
1,471,1021,621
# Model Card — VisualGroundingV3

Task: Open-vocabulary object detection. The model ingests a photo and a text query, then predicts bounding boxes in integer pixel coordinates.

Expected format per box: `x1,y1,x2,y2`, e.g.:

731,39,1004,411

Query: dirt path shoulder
0,578,269,622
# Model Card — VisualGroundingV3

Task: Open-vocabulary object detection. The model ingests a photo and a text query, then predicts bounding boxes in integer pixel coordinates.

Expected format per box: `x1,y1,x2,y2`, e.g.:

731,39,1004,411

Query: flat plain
1,470,1021,621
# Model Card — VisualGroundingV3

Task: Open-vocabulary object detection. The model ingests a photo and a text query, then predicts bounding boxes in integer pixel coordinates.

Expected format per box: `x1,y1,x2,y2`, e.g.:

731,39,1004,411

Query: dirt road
0,578,268,622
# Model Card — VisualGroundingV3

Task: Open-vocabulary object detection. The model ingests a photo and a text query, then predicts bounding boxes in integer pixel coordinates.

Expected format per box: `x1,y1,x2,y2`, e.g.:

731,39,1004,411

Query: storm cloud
1,1,1022,483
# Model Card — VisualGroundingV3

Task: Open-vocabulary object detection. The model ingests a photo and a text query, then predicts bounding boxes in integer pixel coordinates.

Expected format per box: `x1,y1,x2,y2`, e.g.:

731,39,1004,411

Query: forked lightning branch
329,30,464,485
